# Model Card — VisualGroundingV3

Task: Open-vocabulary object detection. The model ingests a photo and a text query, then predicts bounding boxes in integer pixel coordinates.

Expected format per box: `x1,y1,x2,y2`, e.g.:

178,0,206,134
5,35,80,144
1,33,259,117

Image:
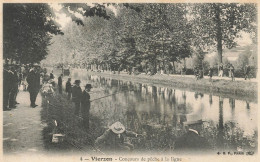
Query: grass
40,90,105,153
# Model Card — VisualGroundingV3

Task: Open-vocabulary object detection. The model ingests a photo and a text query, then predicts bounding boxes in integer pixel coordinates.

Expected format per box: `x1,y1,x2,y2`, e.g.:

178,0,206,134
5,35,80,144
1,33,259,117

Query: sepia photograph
2,1,258,161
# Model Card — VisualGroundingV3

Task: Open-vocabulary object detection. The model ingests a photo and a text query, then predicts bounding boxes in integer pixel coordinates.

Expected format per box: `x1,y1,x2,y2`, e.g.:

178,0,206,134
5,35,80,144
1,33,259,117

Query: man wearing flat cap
72,80,82,115
81,84,92,130
95,121,142,151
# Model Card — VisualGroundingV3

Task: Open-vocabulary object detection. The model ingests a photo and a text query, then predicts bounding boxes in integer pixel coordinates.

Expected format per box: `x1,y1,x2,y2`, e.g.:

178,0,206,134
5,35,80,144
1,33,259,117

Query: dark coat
81,90,90,113
50,73,54,79
174,130,211,151
58,76,62,86
72,85,82,103
65,81,72,92
4,69,13,91
26,70,40,91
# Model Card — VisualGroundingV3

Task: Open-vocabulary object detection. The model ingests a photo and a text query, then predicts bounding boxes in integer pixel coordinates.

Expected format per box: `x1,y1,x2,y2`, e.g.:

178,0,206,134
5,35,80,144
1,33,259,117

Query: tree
3,4,63,64
190,3,257,63
3,3,113,64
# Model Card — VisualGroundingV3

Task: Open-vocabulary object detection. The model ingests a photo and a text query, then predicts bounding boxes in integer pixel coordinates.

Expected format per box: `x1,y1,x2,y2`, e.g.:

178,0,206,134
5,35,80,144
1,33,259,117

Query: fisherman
95,121,142,151
174,120,211,152
26,65,41,108
65,78,72,100
58,74,63,94
72,80,82,115
81,84,93,130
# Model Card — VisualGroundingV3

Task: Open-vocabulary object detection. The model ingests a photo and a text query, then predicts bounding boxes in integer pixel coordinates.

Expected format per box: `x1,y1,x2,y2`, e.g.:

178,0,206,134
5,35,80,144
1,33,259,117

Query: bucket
52,134,65,143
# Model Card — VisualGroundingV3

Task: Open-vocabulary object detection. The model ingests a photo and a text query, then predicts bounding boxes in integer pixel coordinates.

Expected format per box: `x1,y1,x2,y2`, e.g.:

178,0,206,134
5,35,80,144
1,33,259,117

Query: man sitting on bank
174,119,211,152
95,122,142,151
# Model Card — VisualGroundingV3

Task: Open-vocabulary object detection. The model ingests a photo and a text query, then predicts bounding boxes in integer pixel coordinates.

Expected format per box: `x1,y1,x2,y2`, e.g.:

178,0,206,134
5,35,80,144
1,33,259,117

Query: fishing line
90,88,135,102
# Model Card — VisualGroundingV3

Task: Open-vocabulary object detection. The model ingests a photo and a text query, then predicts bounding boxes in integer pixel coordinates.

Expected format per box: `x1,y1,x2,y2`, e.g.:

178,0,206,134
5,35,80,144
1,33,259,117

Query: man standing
244,64,250,80
81,84,92,130
8,66,19,108
72,80,82,115
26,66,41,108
65,78,72,100
229,64,235,81
58,74,63,94
3,64,12,111
218,63,224,77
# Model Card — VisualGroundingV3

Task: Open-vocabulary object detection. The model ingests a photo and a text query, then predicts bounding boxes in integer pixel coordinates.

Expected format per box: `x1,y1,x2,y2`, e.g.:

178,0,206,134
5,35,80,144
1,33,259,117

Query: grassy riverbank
41,92,105,153
72,69,257,102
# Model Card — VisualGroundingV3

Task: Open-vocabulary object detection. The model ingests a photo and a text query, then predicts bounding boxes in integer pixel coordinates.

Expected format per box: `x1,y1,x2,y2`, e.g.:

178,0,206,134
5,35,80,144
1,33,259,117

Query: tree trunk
215,4,223,64
172,61,175,74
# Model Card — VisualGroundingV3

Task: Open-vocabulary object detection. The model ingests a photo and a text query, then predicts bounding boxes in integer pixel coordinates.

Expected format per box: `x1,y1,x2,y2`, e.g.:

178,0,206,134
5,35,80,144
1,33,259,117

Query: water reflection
73,72,257,152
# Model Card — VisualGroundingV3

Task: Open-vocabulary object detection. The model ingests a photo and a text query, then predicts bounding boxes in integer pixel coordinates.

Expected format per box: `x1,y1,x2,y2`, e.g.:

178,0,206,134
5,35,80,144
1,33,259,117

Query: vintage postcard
1,0,259,162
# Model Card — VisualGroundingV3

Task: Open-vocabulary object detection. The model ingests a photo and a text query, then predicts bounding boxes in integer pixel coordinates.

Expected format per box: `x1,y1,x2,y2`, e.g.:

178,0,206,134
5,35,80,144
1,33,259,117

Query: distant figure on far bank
26,65,41,108
244,64,251,80
81,84,93,130
95,122,142,151
218,63,224,77
72,80,82,116
65,78,72,100
174,120,211,152
58,74,63,94
229,64,235,81
208,67,213,83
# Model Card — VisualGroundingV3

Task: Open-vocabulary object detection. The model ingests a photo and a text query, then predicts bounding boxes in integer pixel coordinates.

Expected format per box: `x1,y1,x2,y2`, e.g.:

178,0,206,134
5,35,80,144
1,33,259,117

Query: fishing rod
90,88,135,102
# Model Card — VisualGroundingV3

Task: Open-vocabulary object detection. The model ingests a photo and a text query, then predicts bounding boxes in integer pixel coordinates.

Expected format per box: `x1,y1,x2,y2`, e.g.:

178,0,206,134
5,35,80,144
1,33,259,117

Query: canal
72,70,257,153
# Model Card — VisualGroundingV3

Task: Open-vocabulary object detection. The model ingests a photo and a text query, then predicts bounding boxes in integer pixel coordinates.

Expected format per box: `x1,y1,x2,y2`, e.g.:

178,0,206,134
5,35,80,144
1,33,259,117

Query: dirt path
3,90,46,155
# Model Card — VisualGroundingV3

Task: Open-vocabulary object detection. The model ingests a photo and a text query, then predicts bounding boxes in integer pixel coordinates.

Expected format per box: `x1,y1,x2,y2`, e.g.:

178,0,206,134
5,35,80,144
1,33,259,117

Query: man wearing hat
72,80,82,115
81,84,92,130
26,66,41,108
95,121,142,151
174,120,211,152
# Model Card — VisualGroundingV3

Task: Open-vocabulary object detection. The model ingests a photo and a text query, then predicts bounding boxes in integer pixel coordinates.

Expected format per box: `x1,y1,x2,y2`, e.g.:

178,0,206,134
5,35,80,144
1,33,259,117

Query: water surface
73,72,258,152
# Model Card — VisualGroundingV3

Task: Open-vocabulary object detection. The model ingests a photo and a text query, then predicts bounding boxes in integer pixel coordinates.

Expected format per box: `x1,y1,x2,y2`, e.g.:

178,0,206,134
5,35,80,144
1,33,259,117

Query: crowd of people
3,64,21,111
193,63,251,81
3,63,43,111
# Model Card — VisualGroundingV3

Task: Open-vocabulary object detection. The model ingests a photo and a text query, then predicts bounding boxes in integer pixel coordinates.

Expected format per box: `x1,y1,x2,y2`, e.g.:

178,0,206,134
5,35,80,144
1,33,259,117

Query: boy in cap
95,121,142,151
81,84,92,130
72,80,82,115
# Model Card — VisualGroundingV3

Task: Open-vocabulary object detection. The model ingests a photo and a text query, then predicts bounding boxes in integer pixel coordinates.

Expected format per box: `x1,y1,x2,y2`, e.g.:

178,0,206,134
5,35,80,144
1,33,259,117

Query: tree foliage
3,3,113,64
190,3,257,63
